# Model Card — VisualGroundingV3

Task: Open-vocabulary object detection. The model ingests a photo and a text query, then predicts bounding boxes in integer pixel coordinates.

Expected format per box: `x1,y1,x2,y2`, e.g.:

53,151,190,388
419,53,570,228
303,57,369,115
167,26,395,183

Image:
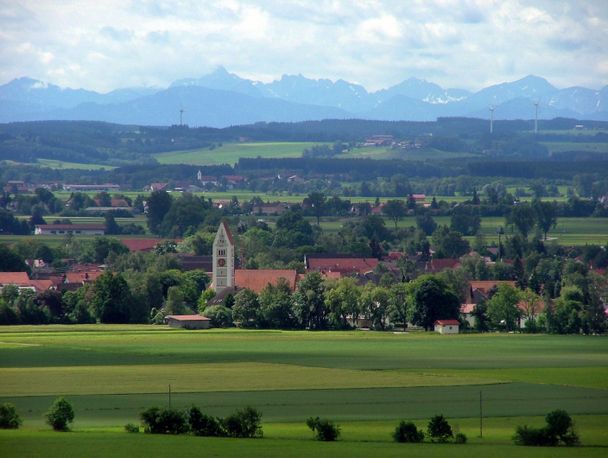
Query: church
211,221,298,297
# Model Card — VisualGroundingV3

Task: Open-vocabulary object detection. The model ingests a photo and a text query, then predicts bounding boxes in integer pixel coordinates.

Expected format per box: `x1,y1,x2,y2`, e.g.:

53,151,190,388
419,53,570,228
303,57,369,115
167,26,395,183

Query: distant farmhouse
34,224,106,236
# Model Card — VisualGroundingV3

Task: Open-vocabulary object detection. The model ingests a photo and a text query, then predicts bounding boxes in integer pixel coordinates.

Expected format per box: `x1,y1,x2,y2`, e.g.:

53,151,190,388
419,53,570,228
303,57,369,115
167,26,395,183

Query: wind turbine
489,106,495,134
179,106,185,127
533,99,540,134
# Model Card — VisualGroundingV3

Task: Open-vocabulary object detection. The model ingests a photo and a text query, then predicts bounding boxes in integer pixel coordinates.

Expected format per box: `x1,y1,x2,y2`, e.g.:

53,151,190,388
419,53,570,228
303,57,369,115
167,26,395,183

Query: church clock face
218,258,226,267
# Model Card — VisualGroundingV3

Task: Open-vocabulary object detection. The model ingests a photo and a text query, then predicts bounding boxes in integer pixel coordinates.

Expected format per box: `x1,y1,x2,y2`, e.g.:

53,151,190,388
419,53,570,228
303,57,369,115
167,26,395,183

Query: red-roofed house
460,303,477,327
165,314,211,330
434,319,460,334
305,255,379,276
0,272,54,293
235,269,298,293
148,182,169,192
65,271,103,284
120,239,162,252
0,272,30,285
425,258,461,273
467,280,516,303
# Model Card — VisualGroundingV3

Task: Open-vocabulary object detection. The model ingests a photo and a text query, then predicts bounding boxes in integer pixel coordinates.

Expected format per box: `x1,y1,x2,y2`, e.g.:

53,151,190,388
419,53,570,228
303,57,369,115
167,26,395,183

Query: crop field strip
153,142,326,165
2,215,606,245
1,327,607,456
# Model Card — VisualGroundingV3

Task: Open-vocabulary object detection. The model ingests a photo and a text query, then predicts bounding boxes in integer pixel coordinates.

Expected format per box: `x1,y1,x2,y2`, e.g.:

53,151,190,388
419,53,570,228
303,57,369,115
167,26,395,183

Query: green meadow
153,142,326,165
0,327,606,456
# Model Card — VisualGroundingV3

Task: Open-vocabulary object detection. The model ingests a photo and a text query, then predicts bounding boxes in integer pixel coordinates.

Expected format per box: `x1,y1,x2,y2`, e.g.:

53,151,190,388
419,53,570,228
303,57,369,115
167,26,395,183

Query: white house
35,224,105,236
434,319,460,334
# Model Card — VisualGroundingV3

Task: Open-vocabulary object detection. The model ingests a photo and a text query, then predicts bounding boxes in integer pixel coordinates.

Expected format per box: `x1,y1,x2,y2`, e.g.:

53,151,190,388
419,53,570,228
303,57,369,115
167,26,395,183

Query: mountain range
1,67,606,127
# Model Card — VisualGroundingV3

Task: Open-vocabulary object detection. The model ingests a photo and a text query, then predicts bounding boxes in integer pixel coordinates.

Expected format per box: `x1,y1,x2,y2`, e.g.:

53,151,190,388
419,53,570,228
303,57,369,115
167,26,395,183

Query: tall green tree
431,226,470,258
293,272,326,330
533,199,557,240
146,190,173,235
450,204,481,236
304,192,326,226
487,284,521,331
90,272,133,323
407,275,460,331
507,203,536,239
259,278,295,329
324,277,360,329
232,289,260,328
382,200,407,229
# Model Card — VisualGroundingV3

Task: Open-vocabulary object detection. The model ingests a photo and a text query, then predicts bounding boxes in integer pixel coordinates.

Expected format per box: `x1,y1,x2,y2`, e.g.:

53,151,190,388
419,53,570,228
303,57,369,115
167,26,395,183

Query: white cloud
0,0,606,92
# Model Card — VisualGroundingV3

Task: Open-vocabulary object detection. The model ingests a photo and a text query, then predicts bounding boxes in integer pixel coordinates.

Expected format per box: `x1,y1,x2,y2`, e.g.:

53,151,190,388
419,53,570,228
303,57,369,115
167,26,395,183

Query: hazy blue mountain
375,77,470,105
0,77,158,121
1,71,607,125
259,74,374,113
363,94,442,121
170,66,263,98
467,97,579,121
44,86,350,128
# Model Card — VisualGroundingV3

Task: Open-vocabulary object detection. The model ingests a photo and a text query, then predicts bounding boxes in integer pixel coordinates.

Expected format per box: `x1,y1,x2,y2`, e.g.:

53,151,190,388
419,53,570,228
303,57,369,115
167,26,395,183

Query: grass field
0,327,606,456
153,142,326,165
36,159,117,170
318,215,608,245
2,214,606,246
541,142,608,154
341,146,482,161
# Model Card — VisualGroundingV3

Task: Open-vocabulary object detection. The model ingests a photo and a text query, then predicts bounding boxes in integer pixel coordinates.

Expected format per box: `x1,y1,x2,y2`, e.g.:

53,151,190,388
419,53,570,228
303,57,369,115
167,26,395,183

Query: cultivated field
153,142,326,165
0,326,606,456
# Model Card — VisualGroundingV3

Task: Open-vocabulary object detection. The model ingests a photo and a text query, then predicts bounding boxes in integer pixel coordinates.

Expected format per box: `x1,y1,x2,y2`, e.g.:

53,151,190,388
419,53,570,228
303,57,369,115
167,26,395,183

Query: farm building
434,320,460,334
34,224,105,236
165,314,211,330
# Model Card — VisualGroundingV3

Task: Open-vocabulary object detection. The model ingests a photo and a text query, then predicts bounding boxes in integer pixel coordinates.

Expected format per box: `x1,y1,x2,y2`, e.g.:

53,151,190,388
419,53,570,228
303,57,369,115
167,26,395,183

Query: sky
1,0,607,93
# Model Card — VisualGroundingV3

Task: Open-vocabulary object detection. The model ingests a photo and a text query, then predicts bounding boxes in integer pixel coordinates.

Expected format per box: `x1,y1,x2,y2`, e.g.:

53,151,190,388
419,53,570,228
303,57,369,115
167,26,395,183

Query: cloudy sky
1,0,606,93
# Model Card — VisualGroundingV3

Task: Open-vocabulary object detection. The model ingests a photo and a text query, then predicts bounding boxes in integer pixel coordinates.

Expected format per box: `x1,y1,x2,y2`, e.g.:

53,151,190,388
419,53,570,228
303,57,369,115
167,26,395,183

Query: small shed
165,314,211,330
434,319,460,334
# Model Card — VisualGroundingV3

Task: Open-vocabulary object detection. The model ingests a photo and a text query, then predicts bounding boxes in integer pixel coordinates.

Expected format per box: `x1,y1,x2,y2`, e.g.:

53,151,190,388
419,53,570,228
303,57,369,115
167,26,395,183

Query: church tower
212,221,235,293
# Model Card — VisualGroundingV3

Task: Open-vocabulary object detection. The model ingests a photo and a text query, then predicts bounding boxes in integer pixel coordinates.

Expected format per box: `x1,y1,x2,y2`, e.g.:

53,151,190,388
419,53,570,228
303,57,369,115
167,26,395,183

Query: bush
514,410,580,447
306,416,341,441
0,403,22,429
188,406,224,437
222,406,263,438
513,425,557,446
392,421,424,443
545,409,580,446
454,432,468,444
45,397,75,431
427,414,453,443
124,423,139,433
140,407,189,435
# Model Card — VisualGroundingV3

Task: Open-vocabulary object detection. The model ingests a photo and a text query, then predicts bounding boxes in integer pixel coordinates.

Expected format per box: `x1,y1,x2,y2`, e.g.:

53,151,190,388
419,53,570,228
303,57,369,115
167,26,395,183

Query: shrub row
139,406,263,438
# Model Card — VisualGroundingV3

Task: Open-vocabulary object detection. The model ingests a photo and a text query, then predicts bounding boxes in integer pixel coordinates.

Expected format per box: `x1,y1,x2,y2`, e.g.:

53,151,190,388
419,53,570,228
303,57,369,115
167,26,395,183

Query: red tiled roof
120,239,162,252
28,280,54,292
517,300,546,314
460,303,476,314
435,320,460,326
235,269,297,293
0,272,30,284
386,252,405,261
65,271,103,283
428,258,460,272
165,314,210,321
470,280,516,294
320,271,342,280
307,257,379,275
